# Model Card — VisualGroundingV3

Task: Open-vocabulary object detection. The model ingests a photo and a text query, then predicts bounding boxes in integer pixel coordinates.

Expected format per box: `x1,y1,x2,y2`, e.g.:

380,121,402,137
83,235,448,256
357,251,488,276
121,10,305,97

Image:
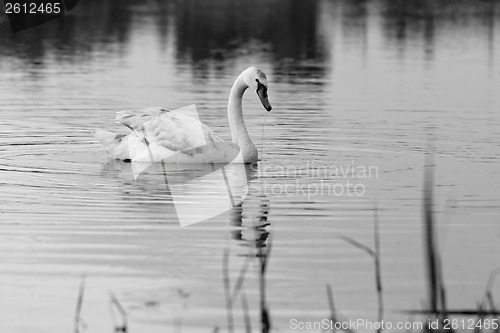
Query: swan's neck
228,75,257,162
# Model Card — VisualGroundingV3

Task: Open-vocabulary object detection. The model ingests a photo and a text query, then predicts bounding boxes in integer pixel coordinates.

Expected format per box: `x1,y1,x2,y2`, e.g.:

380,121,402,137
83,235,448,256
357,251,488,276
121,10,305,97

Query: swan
92,67,272,164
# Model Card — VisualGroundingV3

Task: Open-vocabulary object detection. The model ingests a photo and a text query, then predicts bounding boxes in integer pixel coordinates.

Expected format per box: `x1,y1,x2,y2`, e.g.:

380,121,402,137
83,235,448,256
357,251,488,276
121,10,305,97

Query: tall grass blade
326,284,337,333
423,152,439,317
373,204,384,333
223,247,234,333
258,234,272,333
109,292,127,332
335,205,384,333
241,291,252,333
230,254,252,303
74,275,86,333
336,235,374,257
423,147,449,327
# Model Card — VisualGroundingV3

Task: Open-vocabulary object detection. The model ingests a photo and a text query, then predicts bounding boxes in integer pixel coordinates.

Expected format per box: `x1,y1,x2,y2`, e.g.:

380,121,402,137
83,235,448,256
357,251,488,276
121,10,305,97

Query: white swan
92,67,272,164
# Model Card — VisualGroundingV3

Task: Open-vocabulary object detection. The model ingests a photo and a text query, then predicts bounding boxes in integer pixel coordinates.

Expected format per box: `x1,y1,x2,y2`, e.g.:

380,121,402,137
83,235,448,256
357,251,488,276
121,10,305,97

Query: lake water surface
1,0,500,332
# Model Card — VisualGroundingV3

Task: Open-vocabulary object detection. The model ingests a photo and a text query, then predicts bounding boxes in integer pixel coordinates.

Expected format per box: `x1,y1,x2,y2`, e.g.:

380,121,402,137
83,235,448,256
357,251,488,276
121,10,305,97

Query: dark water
1,0,500,332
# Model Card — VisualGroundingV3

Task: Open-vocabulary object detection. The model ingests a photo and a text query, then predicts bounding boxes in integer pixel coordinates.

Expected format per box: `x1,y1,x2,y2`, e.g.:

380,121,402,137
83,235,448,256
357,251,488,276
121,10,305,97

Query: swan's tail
91,128,117,151
91,128,130,160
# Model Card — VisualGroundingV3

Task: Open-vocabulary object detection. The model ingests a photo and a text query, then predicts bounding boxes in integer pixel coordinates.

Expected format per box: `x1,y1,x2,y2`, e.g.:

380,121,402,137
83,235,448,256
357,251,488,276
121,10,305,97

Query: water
1,0,500,332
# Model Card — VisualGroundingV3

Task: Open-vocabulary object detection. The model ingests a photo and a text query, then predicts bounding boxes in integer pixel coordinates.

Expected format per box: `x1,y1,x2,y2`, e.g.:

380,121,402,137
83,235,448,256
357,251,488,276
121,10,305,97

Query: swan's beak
257,83,272,112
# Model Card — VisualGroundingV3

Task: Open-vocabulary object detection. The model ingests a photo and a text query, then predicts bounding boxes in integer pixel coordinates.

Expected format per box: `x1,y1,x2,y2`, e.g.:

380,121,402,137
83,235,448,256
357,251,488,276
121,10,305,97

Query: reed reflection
380,0,499,62
174,0,324,61
0,0,139,63
173,0,329,83
0,0,498,70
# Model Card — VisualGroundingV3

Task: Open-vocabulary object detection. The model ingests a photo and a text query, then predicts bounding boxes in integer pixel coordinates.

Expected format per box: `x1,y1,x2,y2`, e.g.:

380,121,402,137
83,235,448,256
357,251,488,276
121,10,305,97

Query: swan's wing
116,107,224,154
116,107,169,132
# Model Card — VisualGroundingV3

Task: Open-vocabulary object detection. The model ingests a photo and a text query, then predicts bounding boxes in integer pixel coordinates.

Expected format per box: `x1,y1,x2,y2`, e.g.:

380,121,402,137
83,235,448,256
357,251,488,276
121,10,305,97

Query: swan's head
242,67,272,112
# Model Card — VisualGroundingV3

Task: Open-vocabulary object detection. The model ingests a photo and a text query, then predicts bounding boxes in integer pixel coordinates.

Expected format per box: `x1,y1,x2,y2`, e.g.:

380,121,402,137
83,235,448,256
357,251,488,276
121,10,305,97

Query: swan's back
93,107,239,163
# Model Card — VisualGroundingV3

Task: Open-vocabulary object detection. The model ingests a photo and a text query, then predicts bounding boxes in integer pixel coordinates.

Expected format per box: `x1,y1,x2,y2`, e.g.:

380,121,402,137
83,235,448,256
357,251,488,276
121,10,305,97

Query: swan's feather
111,107,228,162
91,128,131,161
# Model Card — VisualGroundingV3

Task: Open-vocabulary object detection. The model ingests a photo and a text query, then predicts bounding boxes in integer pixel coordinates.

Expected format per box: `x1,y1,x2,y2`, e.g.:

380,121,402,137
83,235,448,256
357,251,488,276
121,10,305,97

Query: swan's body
93,67,271,164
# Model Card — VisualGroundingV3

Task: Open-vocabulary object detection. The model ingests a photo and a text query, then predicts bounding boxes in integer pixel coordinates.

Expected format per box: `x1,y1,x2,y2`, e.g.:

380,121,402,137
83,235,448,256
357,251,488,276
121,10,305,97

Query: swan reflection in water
100,160,270,233
228,189,270,248
100,159,272,328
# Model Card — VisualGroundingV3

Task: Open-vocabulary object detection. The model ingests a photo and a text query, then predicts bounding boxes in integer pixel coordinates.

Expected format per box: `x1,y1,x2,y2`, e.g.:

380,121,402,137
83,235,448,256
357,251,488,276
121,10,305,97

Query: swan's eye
256,79,260,83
